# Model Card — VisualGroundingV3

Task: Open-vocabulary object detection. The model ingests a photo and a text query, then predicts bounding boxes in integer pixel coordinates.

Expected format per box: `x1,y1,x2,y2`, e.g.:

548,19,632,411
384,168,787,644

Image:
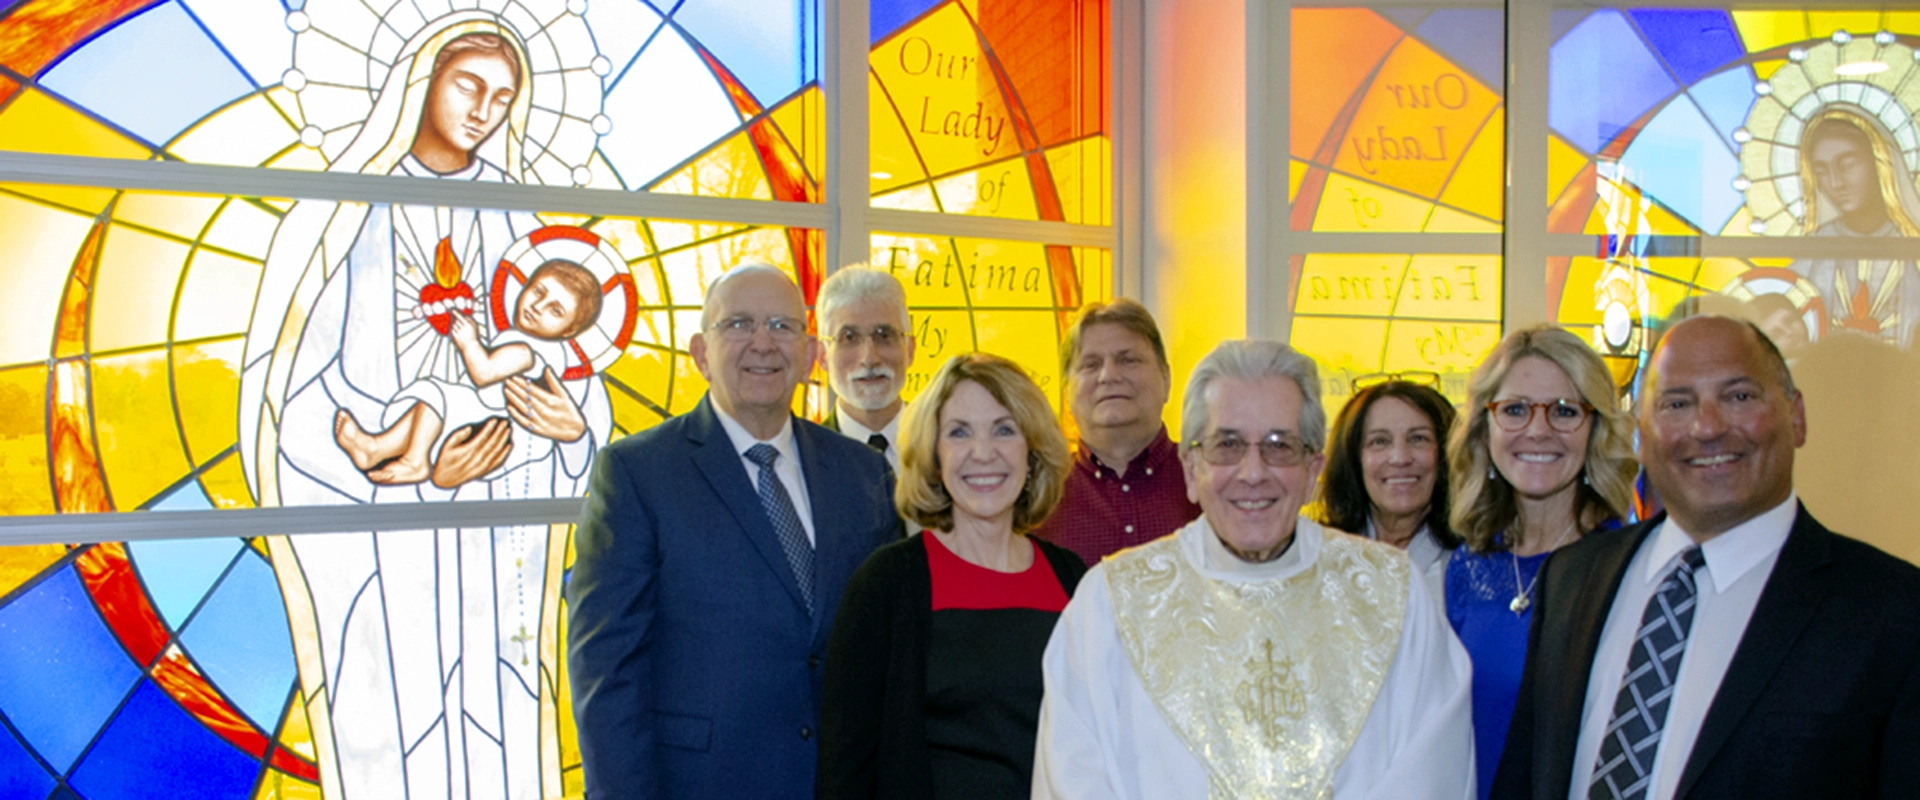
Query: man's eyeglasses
827,325,903,350
1189,431,1315,468
709,315,807,343
1351,371,1440,392
1485,398,1593,432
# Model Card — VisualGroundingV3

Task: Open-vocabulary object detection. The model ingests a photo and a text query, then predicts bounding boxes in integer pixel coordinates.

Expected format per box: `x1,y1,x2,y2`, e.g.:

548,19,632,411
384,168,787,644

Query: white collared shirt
713,406,817,545
1567,494,1798,800
833,405,902,475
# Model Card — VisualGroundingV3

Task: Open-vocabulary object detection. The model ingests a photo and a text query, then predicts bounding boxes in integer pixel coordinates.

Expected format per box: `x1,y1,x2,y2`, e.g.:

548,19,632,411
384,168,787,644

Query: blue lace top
1446,545,1550,800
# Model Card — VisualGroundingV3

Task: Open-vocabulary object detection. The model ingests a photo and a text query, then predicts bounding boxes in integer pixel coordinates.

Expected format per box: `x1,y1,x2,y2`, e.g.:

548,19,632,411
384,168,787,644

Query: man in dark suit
815,266,915,474
566,265,899,798
1493,315,1920,800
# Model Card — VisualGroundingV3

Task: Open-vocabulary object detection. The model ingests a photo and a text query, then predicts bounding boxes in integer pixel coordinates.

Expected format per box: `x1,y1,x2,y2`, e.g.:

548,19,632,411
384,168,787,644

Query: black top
818,533,1088,800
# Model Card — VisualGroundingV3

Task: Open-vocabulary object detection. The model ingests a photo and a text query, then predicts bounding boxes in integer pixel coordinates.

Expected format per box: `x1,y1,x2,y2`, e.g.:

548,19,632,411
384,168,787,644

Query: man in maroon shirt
1031,299,1200,562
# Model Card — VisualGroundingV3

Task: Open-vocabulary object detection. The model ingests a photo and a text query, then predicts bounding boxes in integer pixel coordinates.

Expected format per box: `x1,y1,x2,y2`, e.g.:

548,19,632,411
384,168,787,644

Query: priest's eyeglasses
710,315,806,343
1485,398,1593,432
1189,431,1314,468
828,325,903,349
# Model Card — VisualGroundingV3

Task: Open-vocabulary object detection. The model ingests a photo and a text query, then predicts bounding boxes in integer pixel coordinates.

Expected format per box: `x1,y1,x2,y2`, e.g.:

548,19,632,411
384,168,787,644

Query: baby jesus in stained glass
333,258,603,483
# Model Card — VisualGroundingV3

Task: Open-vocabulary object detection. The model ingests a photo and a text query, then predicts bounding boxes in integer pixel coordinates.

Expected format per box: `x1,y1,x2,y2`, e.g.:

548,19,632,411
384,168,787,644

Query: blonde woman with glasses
1443,325,1637,800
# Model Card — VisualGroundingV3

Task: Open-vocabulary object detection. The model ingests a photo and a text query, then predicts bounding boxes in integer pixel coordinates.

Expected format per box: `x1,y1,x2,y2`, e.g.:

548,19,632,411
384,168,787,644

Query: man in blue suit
568,265,900,798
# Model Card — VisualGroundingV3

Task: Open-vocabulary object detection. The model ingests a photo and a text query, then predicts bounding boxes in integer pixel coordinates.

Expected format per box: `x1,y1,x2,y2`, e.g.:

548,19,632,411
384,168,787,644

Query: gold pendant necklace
1508,526,1577,615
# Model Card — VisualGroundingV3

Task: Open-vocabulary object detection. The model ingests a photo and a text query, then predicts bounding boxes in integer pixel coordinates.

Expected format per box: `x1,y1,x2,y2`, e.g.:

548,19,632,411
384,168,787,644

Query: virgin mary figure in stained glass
1794,107,1920,349
240,11,610,796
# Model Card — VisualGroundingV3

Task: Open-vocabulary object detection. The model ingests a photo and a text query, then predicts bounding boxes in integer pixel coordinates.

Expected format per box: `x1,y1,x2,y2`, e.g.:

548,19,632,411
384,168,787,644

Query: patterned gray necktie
745,444,813,613
1589,546,1708,800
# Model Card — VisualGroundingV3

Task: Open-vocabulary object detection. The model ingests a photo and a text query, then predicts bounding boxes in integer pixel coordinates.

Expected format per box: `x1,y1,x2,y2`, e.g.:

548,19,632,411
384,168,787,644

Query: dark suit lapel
686,398,811,614
795,422,840,637
1676,505,1834,798
1543,519,1661,795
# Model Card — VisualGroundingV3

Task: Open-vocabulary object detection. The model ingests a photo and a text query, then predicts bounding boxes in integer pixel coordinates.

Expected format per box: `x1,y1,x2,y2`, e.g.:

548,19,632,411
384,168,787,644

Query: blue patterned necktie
745,444,814,613
1589,546,1708,800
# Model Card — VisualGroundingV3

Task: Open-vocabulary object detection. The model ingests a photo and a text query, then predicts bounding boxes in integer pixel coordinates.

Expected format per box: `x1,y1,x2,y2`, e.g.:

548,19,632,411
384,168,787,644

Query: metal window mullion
826,0,871,273
1249,0,1293,340
1502,0,1551,332
0,498,588,547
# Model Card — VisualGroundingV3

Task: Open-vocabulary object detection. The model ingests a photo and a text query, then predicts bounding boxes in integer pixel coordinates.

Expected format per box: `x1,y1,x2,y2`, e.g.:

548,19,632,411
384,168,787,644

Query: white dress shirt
1567,494,1798,800
713,406,816,545
832,406,901,475
1034,517,1475,800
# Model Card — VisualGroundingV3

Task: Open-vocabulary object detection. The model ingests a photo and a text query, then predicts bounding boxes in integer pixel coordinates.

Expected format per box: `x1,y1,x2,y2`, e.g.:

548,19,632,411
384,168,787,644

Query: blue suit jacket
567,396,900,799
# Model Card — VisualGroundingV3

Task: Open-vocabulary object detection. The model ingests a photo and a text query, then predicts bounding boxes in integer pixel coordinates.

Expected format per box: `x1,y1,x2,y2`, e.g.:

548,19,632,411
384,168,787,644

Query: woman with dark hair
1318,380,1460,602
819,353,1086,799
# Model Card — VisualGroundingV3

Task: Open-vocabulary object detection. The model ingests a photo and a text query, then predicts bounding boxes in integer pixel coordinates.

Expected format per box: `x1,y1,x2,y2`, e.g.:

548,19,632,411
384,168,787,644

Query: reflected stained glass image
1287,8,1506,414
1548,10,1920,363
0,0,1109,797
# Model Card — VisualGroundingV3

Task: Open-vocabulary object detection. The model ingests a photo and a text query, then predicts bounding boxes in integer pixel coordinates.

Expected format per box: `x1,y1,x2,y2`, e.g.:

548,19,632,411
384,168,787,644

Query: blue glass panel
873,0,944,44
0,567,142,774
47,787,81,800
1688,67,1760,153
1414,9,1505,92
128,537,242,630
590,0,668,91
149,480,214,511
180,0,294,89
38,1,257,147
675,0,816,106
1629,9,1746,86
1620,97,1741,232
67,681,257,800
1550,10,1678,153
1381,8,1432,31
0,719,55,800
177,551,296,730
1551,10,1591,43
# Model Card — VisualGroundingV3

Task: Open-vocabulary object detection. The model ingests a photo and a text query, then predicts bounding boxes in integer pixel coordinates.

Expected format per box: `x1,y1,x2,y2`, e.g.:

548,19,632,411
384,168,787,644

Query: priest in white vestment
1034,339,1475,800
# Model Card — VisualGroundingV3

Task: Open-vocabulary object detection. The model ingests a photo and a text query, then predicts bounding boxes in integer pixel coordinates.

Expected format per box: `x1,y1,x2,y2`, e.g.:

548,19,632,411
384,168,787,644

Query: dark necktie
867,433,888,453
745,444,813,612
1589,546,1708,800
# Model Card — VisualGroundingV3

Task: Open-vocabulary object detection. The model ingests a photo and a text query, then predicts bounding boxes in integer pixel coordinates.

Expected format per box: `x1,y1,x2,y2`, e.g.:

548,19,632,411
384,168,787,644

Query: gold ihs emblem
1236,638,1306,744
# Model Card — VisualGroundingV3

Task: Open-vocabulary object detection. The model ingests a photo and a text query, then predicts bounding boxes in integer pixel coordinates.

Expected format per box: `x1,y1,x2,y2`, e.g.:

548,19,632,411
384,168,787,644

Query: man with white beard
817,267,916,473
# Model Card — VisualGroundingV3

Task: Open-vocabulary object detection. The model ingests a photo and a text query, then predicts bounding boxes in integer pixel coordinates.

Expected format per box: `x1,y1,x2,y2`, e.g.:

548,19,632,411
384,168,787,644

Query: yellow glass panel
1313,173,1433,232
1290,160,1309,203
950,238,1053,309
248,538,268,557
202,199,282,260
903,309,975,405
872,183,941,212
769,85,825,191
277,687,318,761
1643,256,1701,285
174,249,264,342
265,145,328,171
168,93,300,167
264,86,305,130
1888,12,1920,36
1720,206,1755,236
646,220,753,260
1696,257,1752,291
1437,109,1504,222
874,234,969,307
932,156,1038,220
971,310,1067,411
1379,320,1503,376
668,342,708,417
1331,38,1501,200
0,393,41,514
650,130,773,201
0,195,94,369
252,771,322,800
174,338,243,465
91,225,191,354
870,73,932,196
1732,12,1809,53
588,217,655,261
1076,247,1112,306
0,182,116,216
115,192,225,241
199,455,254,510
0,544,65,599
1751,59,1786,81
1424,206,1499,233
1556,257,1609,327
1289,317,1389,412
1583,179,1700,235
91,348,192,509
870,4,1022,181
1043,136,1111,226
1547,134,1587,206
602,346,673,433
1295,254,1410,317
1398,255,1501,321
1806,12,1883,39
0,89,148,159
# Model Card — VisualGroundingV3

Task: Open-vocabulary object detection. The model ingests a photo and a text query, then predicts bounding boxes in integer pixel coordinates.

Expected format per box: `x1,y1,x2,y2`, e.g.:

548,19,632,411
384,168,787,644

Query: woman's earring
1488,465,1497,481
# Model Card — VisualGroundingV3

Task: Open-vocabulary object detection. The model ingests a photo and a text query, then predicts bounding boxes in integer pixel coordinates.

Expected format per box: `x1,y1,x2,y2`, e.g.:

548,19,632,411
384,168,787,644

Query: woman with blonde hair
1443,325,1636,800
819,353,1085,799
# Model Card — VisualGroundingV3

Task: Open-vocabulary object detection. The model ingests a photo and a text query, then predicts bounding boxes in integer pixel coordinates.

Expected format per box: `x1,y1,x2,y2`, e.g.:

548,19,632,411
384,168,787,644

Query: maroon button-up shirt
1030,427,1201,564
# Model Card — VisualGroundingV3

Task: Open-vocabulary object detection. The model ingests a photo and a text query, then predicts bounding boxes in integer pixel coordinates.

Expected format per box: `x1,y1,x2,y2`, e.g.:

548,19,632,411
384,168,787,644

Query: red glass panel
0,0,157,77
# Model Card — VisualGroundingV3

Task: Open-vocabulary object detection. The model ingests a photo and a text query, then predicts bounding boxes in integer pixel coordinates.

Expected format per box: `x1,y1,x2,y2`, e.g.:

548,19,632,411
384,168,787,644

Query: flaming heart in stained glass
420,236,475,335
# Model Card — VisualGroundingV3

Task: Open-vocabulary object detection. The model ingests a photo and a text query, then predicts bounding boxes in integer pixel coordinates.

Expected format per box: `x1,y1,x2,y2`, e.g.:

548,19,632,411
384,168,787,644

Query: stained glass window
1287,7,1505,414
869,0,1109,224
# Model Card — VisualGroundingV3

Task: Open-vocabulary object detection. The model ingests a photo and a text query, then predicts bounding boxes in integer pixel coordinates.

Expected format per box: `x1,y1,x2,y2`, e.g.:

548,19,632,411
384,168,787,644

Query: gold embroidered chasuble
1104,520,1409,799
